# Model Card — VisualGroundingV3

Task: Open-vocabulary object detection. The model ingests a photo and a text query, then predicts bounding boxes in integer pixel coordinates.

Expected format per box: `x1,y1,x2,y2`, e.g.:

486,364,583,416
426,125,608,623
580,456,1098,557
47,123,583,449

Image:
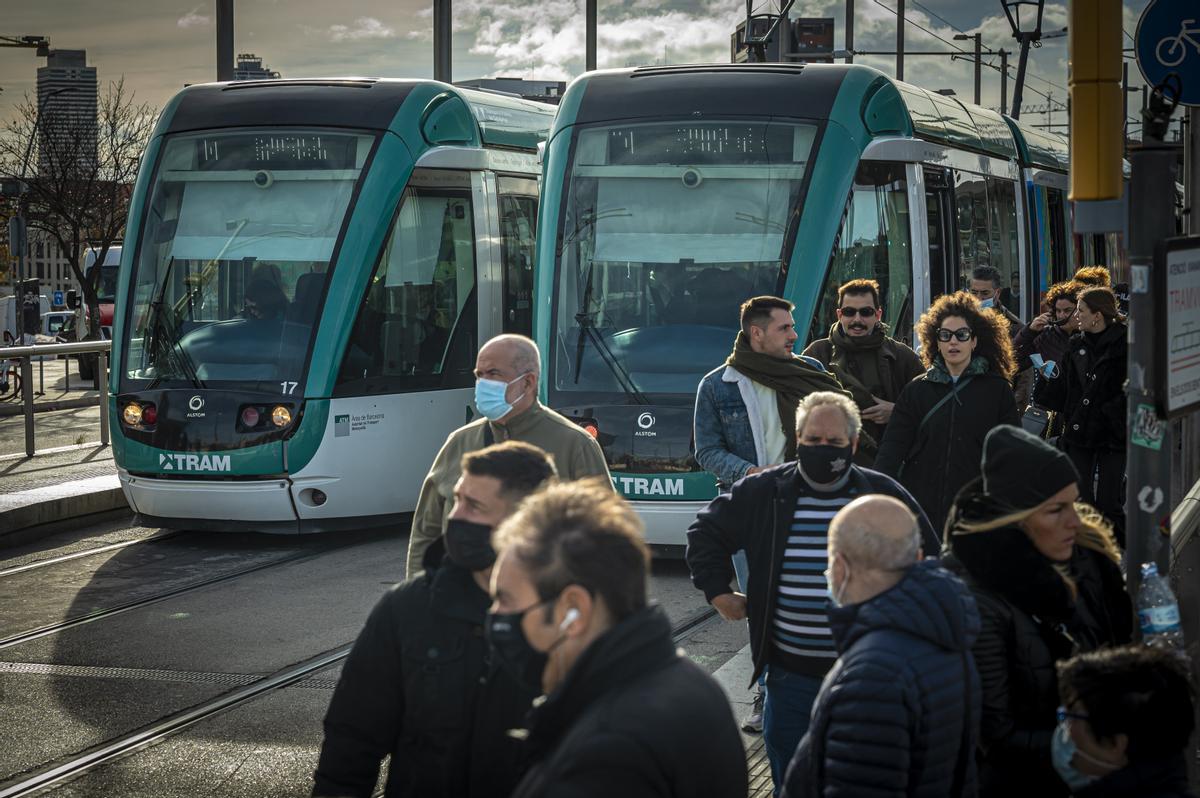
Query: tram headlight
271,405,292,427
122,402,144,426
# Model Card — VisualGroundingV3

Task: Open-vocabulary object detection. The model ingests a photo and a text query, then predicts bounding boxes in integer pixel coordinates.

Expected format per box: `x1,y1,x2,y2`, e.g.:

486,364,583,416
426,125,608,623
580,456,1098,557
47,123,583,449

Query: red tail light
142,404,158,425
241,406,260,428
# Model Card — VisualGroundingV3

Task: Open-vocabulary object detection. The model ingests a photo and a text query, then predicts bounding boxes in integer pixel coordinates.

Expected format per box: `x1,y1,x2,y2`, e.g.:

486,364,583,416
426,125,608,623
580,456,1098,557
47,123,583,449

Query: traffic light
1069,0,1123,201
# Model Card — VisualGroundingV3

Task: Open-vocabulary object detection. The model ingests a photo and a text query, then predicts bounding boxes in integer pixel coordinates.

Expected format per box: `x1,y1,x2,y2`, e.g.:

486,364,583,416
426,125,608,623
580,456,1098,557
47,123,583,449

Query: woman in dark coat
875,291,1020,535
943,425,1132,798
1033,286,1127,543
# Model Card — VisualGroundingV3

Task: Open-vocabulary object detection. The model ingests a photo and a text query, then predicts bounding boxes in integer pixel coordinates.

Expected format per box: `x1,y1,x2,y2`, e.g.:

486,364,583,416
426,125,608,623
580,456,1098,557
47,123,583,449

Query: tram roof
1003,116,1070,172
563,64,1022,161
160,78,553,150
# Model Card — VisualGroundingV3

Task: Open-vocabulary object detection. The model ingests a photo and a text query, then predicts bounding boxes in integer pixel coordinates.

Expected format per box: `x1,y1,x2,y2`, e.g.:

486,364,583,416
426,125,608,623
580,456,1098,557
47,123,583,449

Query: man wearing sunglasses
803,279,923,466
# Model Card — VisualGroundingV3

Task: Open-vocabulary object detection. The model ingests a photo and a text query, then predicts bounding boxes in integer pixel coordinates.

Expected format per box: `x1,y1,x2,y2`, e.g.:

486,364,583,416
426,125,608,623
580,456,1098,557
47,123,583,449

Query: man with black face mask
488,480,747,798
687,391,938,796
314,441,557,798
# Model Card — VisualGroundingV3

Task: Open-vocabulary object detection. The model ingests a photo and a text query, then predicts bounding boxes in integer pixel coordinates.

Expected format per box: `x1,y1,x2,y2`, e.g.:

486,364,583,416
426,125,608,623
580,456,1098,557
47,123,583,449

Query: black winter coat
313,542,535,798
875,360,1020,535
943,485,1133,798
783,561,982,798
1075,755,1196,798
686,463,938,683
510,605,747,798
1033,323,1127,452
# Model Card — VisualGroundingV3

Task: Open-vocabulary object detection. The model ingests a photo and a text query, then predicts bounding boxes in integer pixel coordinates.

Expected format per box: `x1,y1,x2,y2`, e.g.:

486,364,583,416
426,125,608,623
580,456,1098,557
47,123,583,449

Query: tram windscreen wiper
571,265,648,405
145,258,205,390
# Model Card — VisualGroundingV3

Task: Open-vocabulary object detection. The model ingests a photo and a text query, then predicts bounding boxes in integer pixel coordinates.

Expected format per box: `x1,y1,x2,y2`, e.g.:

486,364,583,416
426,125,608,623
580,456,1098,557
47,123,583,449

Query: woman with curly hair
943,425,1132,796
1034,286,1128,544
875,291,1020,533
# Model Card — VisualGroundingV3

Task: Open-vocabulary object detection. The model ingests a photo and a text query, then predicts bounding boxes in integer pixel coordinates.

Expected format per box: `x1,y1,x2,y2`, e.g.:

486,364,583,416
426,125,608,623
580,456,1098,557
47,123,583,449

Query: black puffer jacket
875,358,1020,535
511,605,747,798
943,485,1132,798
313,541,536,798
782,561,981,798
1033,323,1127,452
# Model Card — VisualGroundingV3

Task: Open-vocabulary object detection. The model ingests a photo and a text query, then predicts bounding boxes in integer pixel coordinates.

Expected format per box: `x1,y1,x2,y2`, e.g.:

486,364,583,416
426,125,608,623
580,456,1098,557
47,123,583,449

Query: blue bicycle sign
1157,18,1200,67
1137,0,1200,106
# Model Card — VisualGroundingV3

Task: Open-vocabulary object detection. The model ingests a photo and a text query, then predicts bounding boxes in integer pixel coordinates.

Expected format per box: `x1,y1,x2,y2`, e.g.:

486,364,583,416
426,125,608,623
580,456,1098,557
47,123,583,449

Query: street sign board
53,290,64,307
1155,236,1200,418
1136,0,1200,106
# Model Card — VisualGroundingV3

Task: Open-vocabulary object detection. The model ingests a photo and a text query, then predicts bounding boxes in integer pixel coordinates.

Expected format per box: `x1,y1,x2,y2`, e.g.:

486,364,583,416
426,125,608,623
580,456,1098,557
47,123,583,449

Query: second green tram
533,63,1112,545
111,79,554,532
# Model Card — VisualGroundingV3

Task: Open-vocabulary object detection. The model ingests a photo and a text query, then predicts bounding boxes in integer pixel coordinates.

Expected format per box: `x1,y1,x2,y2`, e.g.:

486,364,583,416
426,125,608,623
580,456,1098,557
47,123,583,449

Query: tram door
497,176,539,336
924,167,958,304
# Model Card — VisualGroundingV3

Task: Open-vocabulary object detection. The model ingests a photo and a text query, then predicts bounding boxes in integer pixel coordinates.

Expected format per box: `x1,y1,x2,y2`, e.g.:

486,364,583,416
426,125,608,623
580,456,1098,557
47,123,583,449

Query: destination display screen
195,132,364,170
604,122,798,166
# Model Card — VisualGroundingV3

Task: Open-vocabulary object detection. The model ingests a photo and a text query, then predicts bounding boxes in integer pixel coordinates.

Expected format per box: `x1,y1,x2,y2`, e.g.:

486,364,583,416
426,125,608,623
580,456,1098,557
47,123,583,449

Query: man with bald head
782,495,982,798
406,334,610,577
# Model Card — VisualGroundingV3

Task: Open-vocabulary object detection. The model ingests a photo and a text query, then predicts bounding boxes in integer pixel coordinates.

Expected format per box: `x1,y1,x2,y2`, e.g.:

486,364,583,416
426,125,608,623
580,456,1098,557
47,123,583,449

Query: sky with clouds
0,0,1161,135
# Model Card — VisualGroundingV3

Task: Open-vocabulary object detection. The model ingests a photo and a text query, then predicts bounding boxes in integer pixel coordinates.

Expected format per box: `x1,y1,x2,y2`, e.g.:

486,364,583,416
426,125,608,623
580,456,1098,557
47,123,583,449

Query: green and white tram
533,63,1100,545
112,79,554,532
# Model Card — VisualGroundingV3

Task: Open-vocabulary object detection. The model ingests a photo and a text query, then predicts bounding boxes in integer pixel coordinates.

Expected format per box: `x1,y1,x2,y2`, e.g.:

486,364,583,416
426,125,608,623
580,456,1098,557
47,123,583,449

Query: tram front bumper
119,469,298,530
629,499,708,548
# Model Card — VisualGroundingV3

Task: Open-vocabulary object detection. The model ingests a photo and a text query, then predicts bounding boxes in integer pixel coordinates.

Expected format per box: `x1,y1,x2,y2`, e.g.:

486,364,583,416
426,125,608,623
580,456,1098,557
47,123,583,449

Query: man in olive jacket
405,334,610,577
314,442,557,797
802,279,923,464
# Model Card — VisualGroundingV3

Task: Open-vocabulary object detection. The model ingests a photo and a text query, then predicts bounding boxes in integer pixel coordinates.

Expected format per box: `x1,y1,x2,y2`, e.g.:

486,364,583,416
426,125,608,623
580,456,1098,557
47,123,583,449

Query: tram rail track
0,530,190,580
0,604,722,797
0,540,366,653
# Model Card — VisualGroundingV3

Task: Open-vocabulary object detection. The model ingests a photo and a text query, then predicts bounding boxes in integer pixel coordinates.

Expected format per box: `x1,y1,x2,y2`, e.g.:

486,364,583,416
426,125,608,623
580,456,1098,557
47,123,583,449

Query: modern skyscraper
36,49,98,176
234,54,280,81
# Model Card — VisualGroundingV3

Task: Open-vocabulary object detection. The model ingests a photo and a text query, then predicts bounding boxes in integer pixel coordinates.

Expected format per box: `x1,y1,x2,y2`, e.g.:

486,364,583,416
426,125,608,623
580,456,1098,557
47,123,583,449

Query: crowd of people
309,268,1192,797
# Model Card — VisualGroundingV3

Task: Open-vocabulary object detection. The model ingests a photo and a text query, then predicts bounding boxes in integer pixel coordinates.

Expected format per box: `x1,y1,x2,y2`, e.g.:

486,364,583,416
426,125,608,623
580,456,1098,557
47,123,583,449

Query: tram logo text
158,452,232,472
613,476,684,497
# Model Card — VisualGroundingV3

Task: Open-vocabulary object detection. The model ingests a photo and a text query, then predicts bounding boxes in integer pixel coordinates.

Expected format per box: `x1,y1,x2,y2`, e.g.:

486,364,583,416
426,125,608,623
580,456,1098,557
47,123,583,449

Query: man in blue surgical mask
970,265,1033,410
406,334,610,578
687,391,938,795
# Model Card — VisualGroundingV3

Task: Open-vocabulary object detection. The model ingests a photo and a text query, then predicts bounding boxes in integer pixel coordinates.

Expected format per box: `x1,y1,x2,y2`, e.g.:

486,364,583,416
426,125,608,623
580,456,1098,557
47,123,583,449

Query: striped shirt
770,481,858,676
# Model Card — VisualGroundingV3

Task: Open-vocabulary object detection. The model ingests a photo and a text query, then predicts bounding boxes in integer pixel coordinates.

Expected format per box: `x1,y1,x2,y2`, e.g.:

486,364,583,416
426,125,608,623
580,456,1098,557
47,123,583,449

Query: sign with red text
1157,236,1200,417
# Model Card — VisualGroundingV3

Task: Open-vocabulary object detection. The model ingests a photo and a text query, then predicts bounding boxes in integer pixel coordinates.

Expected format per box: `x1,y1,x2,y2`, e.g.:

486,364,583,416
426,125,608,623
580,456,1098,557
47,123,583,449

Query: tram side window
337,186,477,393
953,172,1022,318
811,161,914,344
498,179,538,336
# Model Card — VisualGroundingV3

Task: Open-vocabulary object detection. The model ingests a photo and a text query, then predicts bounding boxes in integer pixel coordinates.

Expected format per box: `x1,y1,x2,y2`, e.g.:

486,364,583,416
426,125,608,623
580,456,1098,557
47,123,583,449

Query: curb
0,488,129,549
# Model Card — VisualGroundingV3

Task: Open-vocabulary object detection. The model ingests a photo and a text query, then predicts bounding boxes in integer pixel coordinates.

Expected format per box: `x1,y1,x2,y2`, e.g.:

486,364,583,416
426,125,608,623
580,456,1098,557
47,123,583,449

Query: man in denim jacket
693,296,843,732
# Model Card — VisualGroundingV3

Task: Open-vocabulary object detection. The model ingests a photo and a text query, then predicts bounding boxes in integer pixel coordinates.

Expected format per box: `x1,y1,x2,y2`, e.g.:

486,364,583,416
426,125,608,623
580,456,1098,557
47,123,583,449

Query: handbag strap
916,376,973,435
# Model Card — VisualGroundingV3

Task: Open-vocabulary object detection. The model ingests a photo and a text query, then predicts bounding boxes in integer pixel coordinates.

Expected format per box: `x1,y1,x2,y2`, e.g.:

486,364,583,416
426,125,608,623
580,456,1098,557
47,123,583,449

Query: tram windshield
122,128,374,391
552,119,816,398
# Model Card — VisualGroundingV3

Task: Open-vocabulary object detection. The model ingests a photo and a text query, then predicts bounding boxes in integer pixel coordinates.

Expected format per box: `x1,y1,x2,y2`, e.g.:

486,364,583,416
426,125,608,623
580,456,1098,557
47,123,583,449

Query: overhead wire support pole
585,0,597,71
215,0,233,81
433,0,452,82
1000,49,1009,114
845,0,854,63
896,0,904,80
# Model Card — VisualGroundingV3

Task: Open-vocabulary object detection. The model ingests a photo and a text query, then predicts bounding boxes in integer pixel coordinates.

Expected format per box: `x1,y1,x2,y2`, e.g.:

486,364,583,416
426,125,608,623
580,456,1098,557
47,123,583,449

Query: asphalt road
0,515,747,796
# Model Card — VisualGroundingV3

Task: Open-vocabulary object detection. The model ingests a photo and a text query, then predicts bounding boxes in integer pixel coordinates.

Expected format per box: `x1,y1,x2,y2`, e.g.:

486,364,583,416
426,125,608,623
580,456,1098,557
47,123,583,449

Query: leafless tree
0,77,158,339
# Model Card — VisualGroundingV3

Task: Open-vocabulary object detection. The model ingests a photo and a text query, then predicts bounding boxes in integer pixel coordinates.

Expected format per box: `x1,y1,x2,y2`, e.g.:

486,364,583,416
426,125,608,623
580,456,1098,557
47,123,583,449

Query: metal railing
2,340,111,457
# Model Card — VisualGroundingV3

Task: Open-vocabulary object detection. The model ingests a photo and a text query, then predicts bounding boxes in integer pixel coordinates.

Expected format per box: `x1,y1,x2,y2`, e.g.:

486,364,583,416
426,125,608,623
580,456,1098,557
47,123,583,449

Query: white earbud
560,608,580,631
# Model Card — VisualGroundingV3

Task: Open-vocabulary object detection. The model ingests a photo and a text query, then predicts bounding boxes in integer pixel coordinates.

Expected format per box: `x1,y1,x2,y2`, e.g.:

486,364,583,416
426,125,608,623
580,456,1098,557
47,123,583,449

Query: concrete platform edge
0,489,129,548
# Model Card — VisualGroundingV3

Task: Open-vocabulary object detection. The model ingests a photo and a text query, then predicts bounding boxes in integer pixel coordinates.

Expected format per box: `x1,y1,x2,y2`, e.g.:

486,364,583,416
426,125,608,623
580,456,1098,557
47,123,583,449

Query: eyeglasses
838,306,877,317
1056,707,1089,724
936,327,974,343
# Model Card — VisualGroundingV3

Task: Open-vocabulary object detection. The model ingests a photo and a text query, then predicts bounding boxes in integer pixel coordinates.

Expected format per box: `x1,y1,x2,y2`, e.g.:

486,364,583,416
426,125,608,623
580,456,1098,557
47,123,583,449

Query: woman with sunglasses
942,425,1131,796
1033,286,1128,545
875,291,1020,534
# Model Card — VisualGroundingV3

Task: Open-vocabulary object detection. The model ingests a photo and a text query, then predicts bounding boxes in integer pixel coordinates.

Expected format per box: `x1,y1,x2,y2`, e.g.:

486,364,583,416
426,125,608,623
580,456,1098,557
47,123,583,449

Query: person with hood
782,494,981,798
875,291,1020,535
1033,286,1128,543
1054,645,1196,797
313,441,557,798
943,425,1132,798
802,279,924,466
489,480,747,798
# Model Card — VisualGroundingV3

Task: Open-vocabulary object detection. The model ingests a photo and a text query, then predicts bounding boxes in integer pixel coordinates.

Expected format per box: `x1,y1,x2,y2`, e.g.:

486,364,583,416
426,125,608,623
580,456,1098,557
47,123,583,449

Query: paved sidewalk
0,444,125,545
710,644,773,797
